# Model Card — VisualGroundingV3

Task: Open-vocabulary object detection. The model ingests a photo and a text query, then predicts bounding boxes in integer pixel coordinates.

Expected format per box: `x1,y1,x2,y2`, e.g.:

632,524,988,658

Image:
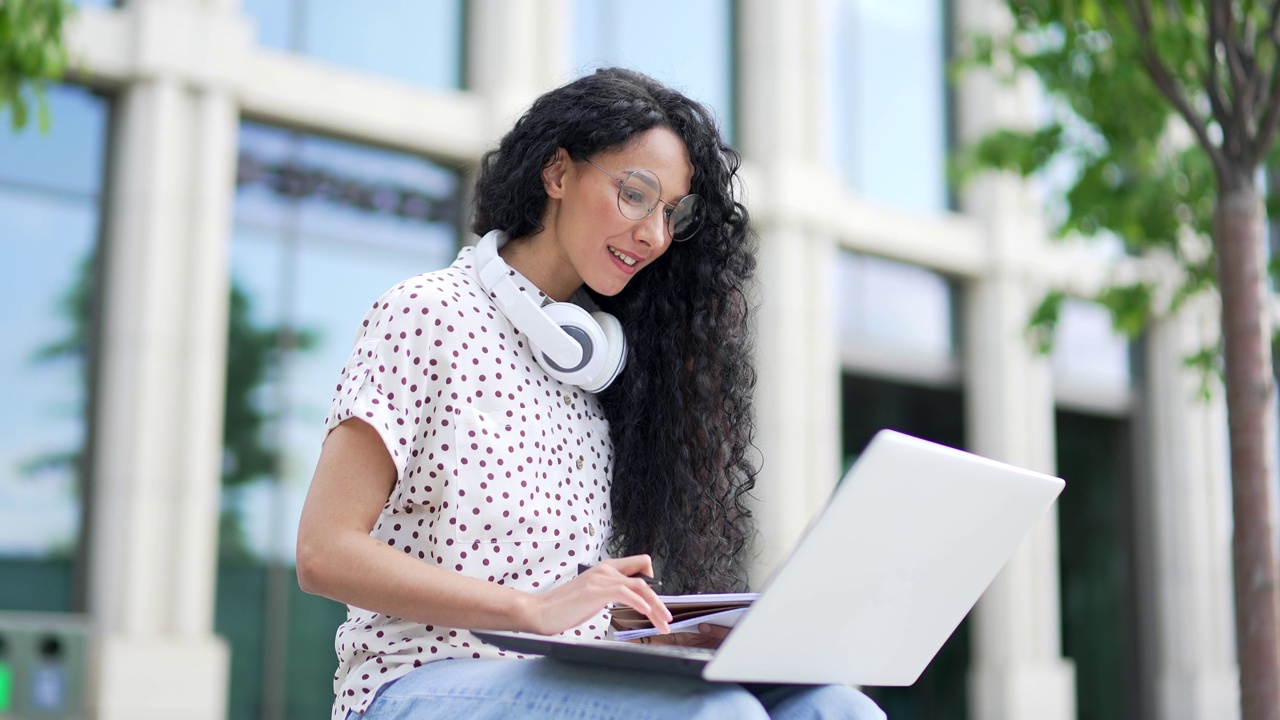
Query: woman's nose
635,208,668,250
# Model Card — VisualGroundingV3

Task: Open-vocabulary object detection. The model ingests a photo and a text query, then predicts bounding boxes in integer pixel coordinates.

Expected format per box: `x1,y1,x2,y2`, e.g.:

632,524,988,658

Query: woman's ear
541,148,569,199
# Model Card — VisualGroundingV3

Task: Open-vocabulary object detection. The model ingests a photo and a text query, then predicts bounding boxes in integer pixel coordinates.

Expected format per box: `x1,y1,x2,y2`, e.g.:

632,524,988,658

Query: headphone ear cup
532,302,607,386
579,311,627,393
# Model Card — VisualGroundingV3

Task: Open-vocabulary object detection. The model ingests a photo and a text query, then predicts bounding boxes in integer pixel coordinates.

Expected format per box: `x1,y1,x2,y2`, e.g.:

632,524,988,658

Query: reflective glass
1052,298,1131,390
826,0,948,213
219,122,461,719
835,251,955,359
242,0,463,89
572,0,735,142
0,86,108,573
0,86,107,194
224,121,461,564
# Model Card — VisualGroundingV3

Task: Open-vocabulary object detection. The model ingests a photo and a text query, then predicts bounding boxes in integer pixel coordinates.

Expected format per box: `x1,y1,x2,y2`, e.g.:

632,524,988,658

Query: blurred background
0,1,1242,719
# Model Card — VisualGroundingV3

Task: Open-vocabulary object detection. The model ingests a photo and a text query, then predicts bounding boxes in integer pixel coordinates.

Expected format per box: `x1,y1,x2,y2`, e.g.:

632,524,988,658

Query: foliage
958,3,1280,717
221,283,318,489
0,0,74,131
954,0,1269,351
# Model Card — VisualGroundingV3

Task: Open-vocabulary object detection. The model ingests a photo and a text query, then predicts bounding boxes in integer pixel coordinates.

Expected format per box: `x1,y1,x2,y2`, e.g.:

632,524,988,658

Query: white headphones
473,230,627,393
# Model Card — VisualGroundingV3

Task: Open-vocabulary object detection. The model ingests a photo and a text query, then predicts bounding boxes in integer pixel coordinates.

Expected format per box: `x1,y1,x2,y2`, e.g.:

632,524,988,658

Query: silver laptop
475,429,1065,686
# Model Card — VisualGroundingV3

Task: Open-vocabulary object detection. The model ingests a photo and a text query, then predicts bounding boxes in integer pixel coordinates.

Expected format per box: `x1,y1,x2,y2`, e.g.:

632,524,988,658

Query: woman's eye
621,187,647,205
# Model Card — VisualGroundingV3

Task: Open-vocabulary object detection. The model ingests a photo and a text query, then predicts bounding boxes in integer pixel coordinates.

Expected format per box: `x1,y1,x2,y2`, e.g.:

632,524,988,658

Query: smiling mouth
609,247,638,267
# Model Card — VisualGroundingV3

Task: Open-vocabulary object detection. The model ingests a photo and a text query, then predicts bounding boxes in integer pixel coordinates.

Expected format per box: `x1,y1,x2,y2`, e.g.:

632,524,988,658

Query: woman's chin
585,276,632,297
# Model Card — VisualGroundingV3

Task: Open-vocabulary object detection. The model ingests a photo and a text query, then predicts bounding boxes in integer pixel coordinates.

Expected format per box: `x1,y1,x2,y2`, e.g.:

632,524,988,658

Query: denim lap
353,658,885,720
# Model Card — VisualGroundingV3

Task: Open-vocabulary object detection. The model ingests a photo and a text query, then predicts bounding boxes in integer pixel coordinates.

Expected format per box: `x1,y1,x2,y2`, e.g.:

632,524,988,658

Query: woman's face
544,127,694,298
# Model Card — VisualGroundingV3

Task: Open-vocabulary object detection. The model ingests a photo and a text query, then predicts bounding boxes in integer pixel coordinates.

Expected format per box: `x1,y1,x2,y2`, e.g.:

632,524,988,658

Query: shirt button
563,395,573,406
576,457,584,470
588,523,596,536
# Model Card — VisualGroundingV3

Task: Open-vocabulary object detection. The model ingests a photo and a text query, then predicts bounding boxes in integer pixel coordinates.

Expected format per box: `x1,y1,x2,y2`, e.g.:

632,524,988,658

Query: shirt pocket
451,405,568,545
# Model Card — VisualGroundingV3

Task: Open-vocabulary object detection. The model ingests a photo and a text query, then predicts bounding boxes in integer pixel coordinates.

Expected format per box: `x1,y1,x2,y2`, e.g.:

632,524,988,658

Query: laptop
475,429,1065,686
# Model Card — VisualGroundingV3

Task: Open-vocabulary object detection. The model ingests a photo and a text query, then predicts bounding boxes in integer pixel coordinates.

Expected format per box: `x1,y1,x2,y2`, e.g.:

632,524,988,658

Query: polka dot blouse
323,245,615,720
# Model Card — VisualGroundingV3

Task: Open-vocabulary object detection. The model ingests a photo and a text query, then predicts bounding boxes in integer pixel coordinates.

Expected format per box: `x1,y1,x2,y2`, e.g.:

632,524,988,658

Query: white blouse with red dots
322,245,615,720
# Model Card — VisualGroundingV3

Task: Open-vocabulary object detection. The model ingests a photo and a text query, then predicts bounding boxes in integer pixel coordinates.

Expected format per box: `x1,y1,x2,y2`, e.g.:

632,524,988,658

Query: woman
296,68,886,720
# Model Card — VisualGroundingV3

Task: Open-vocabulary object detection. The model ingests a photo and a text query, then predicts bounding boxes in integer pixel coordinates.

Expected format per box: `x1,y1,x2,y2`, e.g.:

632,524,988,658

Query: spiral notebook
475,430,1065,686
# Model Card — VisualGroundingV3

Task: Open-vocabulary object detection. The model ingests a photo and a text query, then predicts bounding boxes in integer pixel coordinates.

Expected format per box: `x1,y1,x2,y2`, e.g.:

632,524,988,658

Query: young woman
296,68,886,720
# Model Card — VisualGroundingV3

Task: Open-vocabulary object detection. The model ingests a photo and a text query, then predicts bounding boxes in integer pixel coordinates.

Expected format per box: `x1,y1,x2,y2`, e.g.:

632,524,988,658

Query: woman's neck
497,231,581,302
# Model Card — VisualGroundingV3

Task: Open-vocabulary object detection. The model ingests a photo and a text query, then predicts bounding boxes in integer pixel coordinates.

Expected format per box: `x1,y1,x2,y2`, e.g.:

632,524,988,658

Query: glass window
836,250,956,361
0,85,109,611
1052,298,1131,392
825,0,948,213
572,0,736,142
242,0,464,89
1056,410,1140,720
219,121,461,719
841,373,968,716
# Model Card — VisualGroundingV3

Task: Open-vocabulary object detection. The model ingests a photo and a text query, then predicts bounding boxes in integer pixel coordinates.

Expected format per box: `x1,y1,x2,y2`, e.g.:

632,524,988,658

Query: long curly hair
471,68,759,593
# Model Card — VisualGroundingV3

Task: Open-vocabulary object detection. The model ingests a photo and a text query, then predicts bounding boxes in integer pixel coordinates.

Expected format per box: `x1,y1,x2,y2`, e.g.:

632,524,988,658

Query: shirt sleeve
324,281,434,480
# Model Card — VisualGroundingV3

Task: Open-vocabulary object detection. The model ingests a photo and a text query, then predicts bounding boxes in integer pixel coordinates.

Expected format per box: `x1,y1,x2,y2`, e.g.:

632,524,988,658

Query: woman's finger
630,578,673,623
613,585,671,634
601,554,656,580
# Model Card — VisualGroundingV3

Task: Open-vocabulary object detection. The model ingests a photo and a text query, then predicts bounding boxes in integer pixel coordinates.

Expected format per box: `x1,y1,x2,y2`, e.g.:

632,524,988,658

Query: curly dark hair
470,68,759,593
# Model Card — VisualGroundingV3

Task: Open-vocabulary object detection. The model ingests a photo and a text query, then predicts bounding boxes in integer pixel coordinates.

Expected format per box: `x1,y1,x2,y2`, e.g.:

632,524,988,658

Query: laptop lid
476,430,1064,686
702,429,1064,685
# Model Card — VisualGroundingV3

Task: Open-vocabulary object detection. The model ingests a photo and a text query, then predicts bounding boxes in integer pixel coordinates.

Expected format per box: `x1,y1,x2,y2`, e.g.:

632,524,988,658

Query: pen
577,562,663,588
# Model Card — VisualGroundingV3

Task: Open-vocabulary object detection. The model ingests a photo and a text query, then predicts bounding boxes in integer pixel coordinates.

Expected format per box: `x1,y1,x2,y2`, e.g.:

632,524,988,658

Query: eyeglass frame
583,158,702,242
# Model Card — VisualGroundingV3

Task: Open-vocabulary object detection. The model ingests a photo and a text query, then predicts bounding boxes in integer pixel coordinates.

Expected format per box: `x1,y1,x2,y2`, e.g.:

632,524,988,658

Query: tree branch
1218,0,1253,104
1121,0,1232,180
1253,4,1280,162
1208,0,1236,128
1215,0,1255,159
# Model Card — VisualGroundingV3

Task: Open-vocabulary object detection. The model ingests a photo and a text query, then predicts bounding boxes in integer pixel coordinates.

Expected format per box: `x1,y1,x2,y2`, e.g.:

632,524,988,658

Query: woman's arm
295,418,672,635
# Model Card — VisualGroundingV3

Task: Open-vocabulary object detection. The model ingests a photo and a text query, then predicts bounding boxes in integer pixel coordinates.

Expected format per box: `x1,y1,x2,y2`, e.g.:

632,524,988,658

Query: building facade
0,1,1241,719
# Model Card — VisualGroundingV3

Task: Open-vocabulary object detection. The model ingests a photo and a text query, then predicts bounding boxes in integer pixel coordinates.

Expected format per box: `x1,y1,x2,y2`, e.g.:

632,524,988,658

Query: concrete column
468,0,569,141
964,245,1077,720
1140,297,1240,720
750,222,842,578
954,0,1077,715
736,0,840,581
87,1,246,717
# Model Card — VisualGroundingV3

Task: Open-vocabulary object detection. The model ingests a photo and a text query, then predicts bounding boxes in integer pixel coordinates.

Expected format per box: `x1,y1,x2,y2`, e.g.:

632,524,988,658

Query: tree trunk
1214,182,1280,720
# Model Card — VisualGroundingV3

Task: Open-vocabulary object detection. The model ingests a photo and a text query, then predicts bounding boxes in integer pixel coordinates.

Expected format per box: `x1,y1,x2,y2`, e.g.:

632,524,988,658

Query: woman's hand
631,623,730,650
520,555,673,636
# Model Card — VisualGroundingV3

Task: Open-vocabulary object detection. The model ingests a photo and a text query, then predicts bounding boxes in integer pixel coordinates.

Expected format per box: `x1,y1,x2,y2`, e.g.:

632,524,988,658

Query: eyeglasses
585,159,704,242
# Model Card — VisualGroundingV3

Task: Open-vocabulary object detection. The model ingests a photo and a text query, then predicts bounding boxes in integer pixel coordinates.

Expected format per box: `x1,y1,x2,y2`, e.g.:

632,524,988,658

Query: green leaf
1027,289,1067,354
1095,282,1154,336
0,0,75,133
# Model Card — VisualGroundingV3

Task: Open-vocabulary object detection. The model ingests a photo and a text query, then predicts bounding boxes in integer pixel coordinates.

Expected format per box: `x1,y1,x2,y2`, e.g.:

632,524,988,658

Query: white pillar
87,2,246,718
1141,297,1240,720
750,222,842,578
468,0,569,140
737,0,841,581
964,245,1077,720
953,0,1077,716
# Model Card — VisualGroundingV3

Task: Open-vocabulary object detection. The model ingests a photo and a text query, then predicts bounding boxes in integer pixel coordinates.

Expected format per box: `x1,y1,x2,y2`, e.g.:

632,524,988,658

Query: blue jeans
352,658,887,720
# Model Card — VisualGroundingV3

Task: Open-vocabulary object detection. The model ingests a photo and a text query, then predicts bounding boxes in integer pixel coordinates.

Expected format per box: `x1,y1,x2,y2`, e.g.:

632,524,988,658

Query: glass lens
669,194,704,241
616,170,660,221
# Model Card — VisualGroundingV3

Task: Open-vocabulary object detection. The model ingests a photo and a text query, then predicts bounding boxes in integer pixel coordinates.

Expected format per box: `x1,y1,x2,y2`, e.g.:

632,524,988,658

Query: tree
0,0,73,131
960,2,1280,718
27,251,317,560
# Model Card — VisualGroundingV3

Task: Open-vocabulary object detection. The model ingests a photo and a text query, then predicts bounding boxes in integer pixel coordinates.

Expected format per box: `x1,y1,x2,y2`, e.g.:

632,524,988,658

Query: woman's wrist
504,588,539,634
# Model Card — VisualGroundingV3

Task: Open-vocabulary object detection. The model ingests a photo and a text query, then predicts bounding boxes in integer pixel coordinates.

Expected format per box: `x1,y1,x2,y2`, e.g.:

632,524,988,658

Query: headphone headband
474,231,582,368
471,231,627,392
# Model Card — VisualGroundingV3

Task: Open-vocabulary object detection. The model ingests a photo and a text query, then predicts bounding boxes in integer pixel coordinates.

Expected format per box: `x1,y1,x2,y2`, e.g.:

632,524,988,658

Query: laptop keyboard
587,638,715,661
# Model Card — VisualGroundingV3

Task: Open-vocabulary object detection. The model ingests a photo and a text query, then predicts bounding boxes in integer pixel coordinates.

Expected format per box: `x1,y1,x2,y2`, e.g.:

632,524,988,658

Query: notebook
475,429,1065,686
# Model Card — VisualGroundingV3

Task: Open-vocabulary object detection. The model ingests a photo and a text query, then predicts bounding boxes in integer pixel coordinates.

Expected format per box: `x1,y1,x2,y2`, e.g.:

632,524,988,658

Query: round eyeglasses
585,159,704,242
